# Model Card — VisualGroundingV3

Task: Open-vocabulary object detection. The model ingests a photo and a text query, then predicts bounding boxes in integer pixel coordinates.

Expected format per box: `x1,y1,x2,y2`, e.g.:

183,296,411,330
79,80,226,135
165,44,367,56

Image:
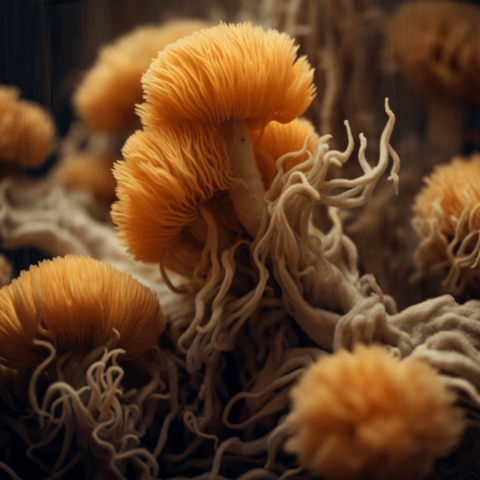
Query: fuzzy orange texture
0,255,164,370
55,150,118,207
73,19,210,134
285,344,463,480
140,22,316,129
0,85,56,168
413,152,480,239
112,122,242,270
251,117,318,188
386,1,480,103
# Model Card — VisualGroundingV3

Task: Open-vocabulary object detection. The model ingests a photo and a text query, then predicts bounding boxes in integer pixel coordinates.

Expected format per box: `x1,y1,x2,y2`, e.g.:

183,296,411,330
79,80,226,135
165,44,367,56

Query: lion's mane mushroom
0,85,56,171
0,255,168,478
0,254,164,370
285,344,464,480
72,19,210,134
385,1,480,159
53,148,118,210
112,121,242,276
138,22,315,237
412,152,480,296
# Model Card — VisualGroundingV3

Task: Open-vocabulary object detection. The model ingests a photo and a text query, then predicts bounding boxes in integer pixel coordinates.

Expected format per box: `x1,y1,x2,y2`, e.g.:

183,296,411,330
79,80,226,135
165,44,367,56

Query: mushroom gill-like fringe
285,344,463,480
413,153,480,240
73,20,210,134
0,85,56,168
112,122,242,267
0,255,164,370
251,117,318,188
140,22,316,129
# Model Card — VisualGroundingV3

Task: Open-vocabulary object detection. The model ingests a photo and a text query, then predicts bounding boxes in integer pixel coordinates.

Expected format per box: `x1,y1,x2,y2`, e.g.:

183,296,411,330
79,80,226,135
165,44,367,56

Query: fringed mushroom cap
140,22,316,129
0,255,164,370
0,85,56,169
251,117,318,187
72,19,210,134
112,122,242,271
285,344,464,480
413,153,480,240
386,1,480,103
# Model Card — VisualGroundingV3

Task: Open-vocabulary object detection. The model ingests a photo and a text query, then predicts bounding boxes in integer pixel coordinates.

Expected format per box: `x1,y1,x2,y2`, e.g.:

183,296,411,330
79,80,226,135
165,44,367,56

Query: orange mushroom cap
251,117,318,188
0,255,164,370
72,19,210,134
111,122,242,270
0,85,56,169
413,152,480,240
139,22,316,129
286,344,463,480
386,1,480,103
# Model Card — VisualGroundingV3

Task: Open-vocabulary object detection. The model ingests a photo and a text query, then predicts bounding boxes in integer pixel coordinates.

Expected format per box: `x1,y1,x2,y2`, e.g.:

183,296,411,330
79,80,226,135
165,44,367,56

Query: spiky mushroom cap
285,344,464,480
72,19,210,134
139,22,316,130
0,85,56,169
386,1,480,104
112,122,242,273
0,255,164,370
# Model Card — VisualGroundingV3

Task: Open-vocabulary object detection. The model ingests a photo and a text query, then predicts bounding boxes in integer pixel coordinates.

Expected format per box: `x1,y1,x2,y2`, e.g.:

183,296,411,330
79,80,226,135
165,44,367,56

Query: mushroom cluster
2,5,480,480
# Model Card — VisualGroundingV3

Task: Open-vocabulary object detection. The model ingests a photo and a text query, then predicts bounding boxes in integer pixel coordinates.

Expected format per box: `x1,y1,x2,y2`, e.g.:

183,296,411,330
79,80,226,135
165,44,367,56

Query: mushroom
285,344,464,480
0,254,164,370
412,152,480,296
112,121,242,275
0,254,167,478
0,85,56,172
138,22,315,238
72,19,210,135
385,1,480,159
52,148,118,212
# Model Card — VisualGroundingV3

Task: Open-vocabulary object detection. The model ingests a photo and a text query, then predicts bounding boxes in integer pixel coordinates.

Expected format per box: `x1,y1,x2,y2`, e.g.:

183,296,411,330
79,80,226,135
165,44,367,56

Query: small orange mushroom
385,1,480,157
285,344,464,480
112,121,242,274
0,255,164,370
137,22,315,238
53,149,118,209
0,85,56,170
72,19,210,134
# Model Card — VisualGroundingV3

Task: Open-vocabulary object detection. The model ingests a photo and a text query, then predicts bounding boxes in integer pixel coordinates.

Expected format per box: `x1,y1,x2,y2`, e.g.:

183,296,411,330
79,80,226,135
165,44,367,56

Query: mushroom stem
425,98,468,161
225,118,267,239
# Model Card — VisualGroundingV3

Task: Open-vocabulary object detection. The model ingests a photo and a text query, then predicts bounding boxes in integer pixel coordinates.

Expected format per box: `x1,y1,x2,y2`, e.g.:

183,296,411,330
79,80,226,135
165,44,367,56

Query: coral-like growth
0,85,56,169
0,255,164,369
285,344,463,480
412,153,480,294
73,20,209,133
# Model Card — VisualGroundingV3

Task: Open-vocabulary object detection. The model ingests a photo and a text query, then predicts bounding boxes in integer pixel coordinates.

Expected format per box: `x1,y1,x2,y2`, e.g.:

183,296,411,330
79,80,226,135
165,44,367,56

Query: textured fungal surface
3,3,480,480
285,344,464,480
0,255,164,369
0,85,56,169
412,153,480,295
